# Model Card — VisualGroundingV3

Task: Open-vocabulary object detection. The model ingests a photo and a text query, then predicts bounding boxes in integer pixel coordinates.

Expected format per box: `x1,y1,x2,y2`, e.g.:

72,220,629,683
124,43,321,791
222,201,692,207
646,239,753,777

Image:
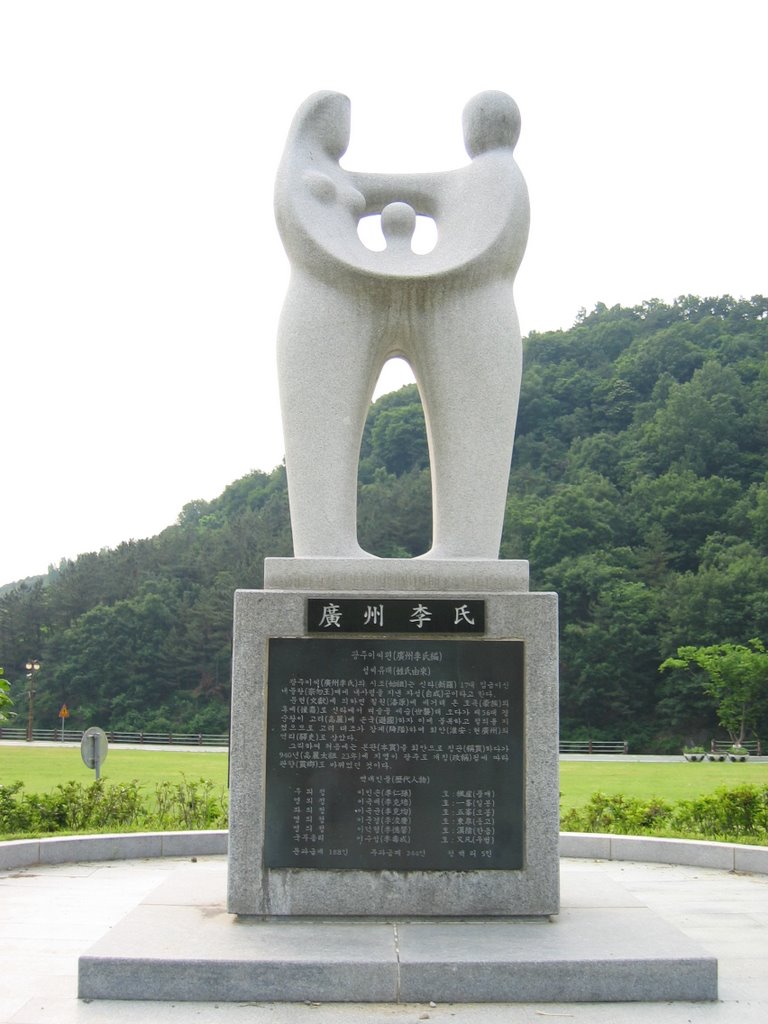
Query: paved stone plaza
2,853,768,1023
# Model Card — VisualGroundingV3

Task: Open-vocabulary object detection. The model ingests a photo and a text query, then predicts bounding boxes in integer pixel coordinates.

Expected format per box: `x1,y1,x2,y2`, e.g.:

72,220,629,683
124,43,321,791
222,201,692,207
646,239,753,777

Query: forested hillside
2,295,766,749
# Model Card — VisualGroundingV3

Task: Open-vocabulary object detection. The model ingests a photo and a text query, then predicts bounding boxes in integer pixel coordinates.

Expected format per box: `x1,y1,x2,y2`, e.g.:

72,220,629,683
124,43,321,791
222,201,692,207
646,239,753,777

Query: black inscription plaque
307,598,485,634
264,637,524,871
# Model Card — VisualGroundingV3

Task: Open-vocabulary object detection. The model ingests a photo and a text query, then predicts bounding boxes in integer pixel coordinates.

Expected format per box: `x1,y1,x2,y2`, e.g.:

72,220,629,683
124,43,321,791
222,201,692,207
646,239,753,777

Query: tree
358,467,432,557
633,361,751,479
658,539,768,649
559,576,661,745
628,470,743,572
660,639,768,745
358,384,429,482
0,666,12,722
528,477,623,567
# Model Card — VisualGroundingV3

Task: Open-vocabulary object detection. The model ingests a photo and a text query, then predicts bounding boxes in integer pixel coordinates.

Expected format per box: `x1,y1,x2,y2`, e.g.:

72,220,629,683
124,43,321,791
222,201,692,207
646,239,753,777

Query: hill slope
1,295,766,748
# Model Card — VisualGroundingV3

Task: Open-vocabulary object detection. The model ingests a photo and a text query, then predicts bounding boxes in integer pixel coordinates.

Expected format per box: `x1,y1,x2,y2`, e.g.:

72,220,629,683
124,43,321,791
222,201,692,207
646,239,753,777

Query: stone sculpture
274,90,529,559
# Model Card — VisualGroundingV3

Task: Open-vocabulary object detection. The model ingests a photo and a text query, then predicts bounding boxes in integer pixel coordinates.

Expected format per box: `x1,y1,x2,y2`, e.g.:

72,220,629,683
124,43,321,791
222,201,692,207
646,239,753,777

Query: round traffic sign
80,726,109,773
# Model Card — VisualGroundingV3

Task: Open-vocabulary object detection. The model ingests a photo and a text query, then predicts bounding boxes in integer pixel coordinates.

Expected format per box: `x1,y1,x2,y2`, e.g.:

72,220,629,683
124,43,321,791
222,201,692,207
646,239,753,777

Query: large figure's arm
348,90,522,216
347,171,447,218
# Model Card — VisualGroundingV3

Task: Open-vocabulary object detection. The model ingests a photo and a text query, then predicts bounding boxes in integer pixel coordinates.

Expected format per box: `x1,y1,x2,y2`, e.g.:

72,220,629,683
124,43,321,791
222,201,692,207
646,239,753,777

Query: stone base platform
78,861,717,1003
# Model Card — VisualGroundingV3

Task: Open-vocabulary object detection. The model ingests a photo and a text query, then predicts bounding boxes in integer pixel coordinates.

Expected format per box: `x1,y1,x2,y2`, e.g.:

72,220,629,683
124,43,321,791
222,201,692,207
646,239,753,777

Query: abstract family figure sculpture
275,90,529,559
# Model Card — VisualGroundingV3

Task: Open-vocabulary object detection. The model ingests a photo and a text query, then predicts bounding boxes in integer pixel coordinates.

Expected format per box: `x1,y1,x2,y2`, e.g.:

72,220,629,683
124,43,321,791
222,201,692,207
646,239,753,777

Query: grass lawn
559,759,768,812
2,745,767,815
0,745,229,800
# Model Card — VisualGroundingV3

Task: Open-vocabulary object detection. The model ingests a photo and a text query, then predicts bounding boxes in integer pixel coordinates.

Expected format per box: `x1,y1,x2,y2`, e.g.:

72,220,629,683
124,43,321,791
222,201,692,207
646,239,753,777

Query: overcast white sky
1,0,766,586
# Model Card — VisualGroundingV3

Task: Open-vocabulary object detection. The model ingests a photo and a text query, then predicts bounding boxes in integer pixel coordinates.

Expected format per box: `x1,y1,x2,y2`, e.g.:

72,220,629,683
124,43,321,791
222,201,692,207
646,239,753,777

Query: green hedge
562,783,768,843
0,777,227,838
4,778,767,845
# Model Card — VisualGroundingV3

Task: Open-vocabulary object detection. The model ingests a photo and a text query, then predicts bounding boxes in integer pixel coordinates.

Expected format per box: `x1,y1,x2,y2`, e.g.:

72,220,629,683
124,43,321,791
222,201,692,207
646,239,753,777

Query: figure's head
463,91,521,157
291,91,351,160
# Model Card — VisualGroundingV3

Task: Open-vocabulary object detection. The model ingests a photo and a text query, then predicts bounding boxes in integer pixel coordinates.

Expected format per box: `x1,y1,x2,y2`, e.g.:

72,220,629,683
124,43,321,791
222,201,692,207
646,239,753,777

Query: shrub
562,784,768,843
0,776,227,838
671,785,768,839
561,792,674,834
154,777,228,830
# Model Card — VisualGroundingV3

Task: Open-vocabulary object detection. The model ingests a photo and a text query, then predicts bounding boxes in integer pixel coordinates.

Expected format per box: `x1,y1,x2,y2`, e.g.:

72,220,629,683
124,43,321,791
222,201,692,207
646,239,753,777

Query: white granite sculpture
275,90,529,559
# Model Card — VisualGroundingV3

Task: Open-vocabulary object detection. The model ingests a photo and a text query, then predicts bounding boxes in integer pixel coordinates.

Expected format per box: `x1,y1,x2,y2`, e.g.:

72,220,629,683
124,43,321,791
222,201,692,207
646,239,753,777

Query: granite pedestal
227,558,560,917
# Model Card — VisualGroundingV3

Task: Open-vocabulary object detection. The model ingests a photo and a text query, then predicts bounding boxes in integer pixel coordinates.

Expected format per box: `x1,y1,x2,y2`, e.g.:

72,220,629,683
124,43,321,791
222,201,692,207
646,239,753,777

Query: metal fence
1,726,632,754
711,738,762,756
0,726,229,747
559,739,628,754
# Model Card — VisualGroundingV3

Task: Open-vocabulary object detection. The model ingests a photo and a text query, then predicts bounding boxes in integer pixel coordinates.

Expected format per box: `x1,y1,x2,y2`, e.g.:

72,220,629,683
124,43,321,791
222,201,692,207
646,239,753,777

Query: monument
77,91,717,1005
227,89,561,919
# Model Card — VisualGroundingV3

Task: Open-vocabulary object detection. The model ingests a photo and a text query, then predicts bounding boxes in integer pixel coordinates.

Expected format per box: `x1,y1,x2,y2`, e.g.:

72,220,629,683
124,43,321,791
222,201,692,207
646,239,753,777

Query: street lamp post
25,659,41,742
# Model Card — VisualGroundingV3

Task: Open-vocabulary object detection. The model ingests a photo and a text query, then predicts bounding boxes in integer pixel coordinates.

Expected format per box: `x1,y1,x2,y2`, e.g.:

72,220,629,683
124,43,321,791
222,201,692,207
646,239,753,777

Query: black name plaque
307,598,485,634
264,637,524,871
